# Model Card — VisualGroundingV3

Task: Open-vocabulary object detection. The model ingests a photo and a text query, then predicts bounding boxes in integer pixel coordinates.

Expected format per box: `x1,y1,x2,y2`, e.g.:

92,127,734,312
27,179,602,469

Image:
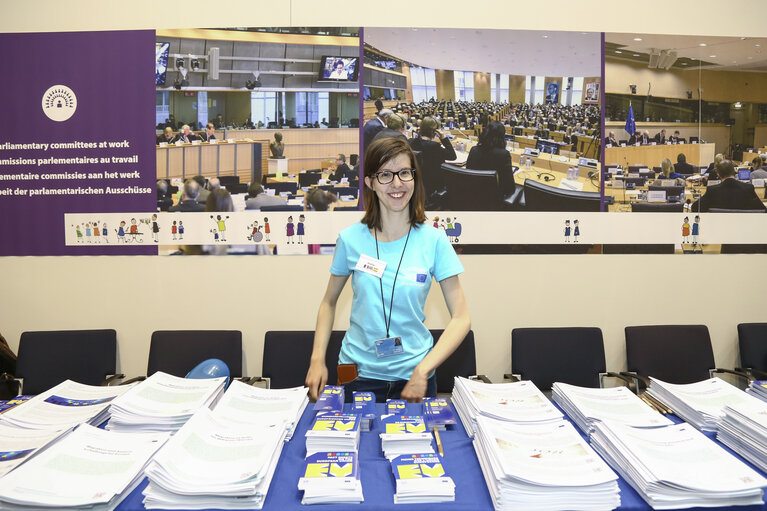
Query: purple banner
0,31,156,255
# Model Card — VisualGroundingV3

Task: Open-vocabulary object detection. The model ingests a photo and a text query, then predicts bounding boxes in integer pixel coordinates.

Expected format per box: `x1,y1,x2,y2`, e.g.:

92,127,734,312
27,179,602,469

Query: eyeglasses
373,168,415,184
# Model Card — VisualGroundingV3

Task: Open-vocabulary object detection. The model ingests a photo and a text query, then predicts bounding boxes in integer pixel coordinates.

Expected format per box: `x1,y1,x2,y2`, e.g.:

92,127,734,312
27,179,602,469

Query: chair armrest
0,372,21,397
119,375,146,385
244,376,269,387
711,367,753,383
736,367,767,380
101,374,125,386
599,371,635,388
469,374,492,384
503,373,520,382
620,371,650,391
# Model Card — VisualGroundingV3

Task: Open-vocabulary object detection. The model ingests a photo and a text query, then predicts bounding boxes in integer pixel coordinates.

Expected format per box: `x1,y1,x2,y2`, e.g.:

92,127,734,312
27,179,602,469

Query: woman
408,116,456,199
465,120,515,197
652,158,684,186
305,137,470,403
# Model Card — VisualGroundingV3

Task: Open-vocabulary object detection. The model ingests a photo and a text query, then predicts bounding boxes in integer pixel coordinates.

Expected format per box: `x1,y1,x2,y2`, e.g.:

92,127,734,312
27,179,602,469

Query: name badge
355,254,386,278
375,336,403,358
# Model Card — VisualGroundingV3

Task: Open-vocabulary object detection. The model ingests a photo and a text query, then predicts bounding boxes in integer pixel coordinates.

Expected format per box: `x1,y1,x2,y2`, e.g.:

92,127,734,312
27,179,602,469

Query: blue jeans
343,375,437,403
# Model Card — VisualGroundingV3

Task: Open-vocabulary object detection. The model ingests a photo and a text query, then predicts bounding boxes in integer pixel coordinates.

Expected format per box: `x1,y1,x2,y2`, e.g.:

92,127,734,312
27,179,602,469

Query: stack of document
718,400,767,473
107,371,227,433
424,397,458,430
0,422,68,477
552,382,672,435
0,380,133,430
386,399,407,415
646,377,757,432
313,385,344,414
351,391,376,431
305,413,360,455
0,424,167,511
380,415,434,459
746,380,767,403
143,408,286,510
391,453,455,504
591,420,767,508
473,415,620,511
298,451,363,504
211,381,308,440
452,377,563,436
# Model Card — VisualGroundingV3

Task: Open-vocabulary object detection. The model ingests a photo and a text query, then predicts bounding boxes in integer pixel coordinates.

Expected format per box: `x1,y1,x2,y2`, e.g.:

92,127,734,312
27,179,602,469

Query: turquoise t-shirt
330,222,464,381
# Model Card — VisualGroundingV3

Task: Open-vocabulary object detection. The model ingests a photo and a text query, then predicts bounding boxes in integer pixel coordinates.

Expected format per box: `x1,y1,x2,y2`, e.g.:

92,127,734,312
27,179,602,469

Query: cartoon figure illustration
286,215,295,244
564,219,571,242
116,221,126,242
85,222,92,239
692,215,700,245
211,228,219,242
92,221,100,242
178,220,184,240
151,214,160,242
573,219,580,243
682,216,690,243
248,221,263,242
102,223,108,243
74,225,83,243
171,220,177,240
263,217,271,241
211,215,229,242
297,214,305,244
433,216,439,228
129,218,138,235
443,217,461,243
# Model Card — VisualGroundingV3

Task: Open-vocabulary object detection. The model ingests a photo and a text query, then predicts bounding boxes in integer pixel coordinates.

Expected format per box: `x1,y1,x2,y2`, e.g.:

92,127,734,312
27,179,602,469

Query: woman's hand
400,367,428,403
305,360,328,401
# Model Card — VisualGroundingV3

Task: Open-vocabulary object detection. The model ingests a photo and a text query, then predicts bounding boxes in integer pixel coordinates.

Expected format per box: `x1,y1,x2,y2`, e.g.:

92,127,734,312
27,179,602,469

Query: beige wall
474,72,491,102
435,69,455,101
509,74,526,103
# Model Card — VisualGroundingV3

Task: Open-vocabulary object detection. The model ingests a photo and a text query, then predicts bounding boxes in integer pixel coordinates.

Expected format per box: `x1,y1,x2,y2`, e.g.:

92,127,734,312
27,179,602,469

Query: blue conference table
116,402,767,511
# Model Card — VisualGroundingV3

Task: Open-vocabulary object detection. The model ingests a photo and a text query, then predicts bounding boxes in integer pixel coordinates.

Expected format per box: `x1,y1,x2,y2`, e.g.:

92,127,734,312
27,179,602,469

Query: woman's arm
305,273,350,400
401,275,470,402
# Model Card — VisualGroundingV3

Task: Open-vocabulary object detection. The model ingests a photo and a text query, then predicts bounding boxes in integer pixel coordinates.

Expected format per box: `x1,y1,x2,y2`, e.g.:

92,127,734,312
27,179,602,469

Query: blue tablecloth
115,402,767,511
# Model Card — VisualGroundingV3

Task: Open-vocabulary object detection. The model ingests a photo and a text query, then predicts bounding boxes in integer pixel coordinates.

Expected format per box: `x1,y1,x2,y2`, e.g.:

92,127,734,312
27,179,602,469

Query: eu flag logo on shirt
416,274,427,283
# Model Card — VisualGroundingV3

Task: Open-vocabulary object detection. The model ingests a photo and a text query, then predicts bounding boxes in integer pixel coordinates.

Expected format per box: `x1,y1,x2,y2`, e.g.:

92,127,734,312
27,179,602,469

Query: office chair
13,329,122,395
737,323,767,379
523,179,601,212
259,204,303,212
506,327,629,391
264,181,299,195
298,172,322,187
622,325,747,390
218,175,240,187
429,329,489,394
441,163,522,211
260,331,344,389
630,202,684,212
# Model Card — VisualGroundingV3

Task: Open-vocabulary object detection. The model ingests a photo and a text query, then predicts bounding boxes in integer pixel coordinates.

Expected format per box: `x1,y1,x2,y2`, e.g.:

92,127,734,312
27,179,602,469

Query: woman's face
365,152,414,215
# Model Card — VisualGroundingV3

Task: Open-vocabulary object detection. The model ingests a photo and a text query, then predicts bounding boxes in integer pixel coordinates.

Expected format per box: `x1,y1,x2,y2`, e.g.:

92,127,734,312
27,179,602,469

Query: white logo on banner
42,85,77,122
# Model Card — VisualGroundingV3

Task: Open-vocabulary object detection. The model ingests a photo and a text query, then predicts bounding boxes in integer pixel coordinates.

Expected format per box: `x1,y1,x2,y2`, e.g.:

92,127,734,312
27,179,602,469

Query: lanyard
374,226,411,338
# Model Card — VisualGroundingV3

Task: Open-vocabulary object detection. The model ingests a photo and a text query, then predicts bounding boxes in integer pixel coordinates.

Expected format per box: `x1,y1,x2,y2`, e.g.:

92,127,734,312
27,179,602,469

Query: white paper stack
299,451,363,504
746,380,767,403
718,399,767,473
552,382,672,435
0,422,69,477
391,453,455,504
646,377,757,432
0,424,168,511
143,408,286,510
211,380,308,440
380,415,434,459
0,380,133,430
107,371,227,433
305,413,361,456
473,416,620,511
591,420,767,509
452,377,563,436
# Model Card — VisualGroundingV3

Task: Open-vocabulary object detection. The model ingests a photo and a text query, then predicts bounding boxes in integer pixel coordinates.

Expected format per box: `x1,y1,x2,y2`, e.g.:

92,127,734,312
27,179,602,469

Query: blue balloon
186,358,231,388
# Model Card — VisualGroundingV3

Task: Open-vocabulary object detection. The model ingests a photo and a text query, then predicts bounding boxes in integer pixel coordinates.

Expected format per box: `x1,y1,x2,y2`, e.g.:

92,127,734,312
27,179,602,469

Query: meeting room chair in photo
648,185,685,201
259,204,303,212
123,330,245,384
630,202,684,212
622,325,748,391
298,172,322,187
429,329,489,394
505,327,630,392
523,179,601,212
11,329,122,395
265,181,299,196
218,175,240,187
736,323,767,379
441,163,521,211
259,330,344,389
224,183,249,194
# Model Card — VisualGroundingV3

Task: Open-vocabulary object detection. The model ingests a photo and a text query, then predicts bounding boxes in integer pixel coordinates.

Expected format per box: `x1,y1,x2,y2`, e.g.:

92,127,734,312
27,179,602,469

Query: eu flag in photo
625,102,636,135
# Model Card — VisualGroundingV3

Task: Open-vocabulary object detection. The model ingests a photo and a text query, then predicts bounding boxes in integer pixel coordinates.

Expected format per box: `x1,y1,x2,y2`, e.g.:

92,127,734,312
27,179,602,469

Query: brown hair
361,137,426,230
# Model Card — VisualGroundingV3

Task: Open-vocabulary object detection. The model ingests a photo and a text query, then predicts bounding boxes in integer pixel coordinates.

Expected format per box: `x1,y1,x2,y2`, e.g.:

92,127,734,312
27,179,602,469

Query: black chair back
738,323,767,372
15,329,118,395
523,179,601,212
511,327,605,390
260,204,303,211
631,202,684,212
262,331,344,389
218,175,240,186
625,325,714,384
265,181,299,195
225,183,249,194
430,330,476,393
299,172,322,187
442,163,503,210
147,330,243,378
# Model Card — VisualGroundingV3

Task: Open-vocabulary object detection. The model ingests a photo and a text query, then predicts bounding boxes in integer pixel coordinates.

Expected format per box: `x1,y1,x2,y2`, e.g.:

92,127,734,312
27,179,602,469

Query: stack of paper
351,392,376,431
107,371,227,433
0,424,167,511
473,415,620,511
298,451,363,504
211,380,308,440
380,415,434,459
746,380,767,403
452,377,563,436
0,422,68,477
646,377,757,432
591,420,767,509
718,400,767,473
552,382,672,435
313,385,344,414
0,380,133,430
424,397,458,430
391,453,455,504
143,408,286,510
386,399,407,415
305,413,360,455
